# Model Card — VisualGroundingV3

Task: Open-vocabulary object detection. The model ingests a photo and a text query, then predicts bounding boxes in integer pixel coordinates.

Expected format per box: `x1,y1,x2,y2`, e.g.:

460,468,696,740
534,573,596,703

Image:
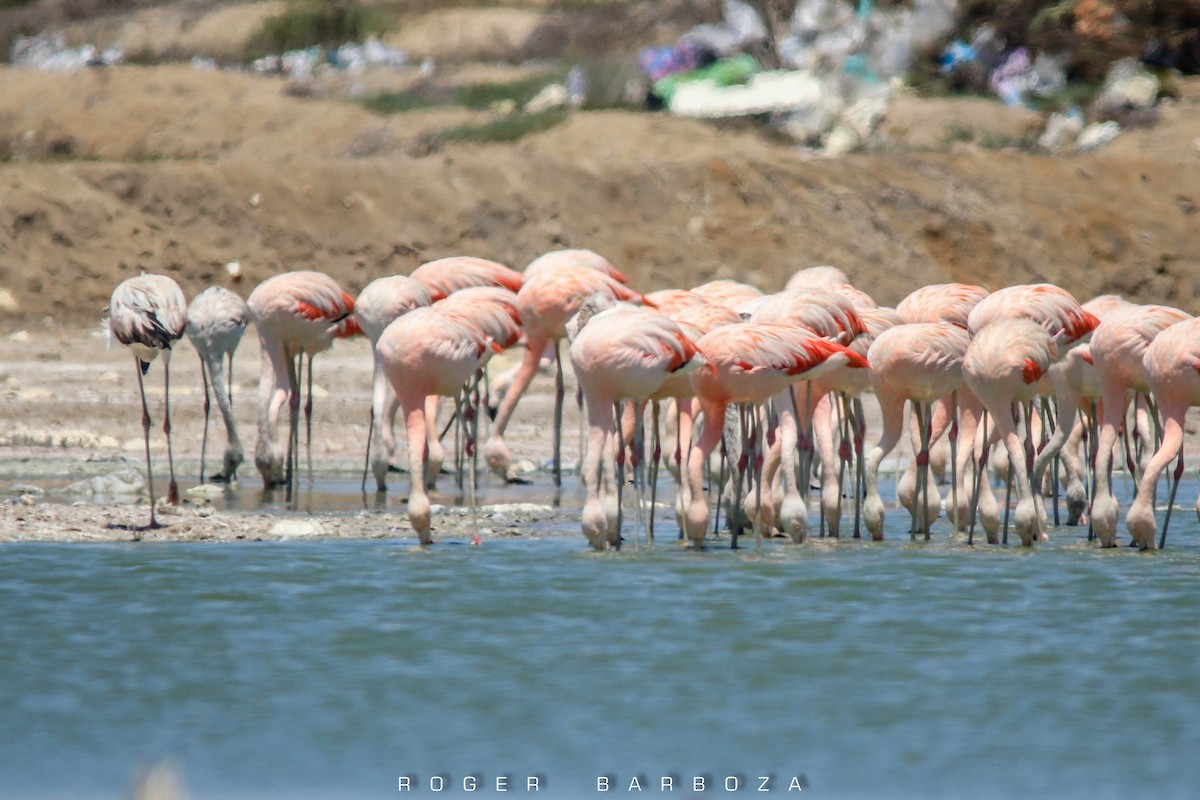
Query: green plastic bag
653,54,759,104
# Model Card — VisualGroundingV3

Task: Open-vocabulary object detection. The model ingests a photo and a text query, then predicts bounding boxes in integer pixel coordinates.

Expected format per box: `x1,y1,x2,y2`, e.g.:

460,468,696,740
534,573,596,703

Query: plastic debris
989,48,1032,107
11,33,123,72
524,83,569,114
1093,57,1160,115
1039,107,1085,151
1075,120,1121,151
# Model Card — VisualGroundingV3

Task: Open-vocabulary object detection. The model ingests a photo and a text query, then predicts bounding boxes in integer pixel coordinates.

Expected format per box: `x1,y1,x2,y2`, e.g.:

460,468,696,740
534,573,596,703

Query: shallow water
2,478,1200,799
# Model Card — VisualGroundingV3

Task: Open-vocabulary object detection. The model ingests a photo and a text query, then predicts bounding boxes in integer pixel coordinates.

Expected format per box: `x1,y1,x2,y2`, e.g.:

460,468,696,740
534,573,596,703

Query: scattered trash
1075,120,1121,151
989,48,1032,107
670,69,823,118
1039,107,1085,151
1093,57,1160,116
565,65,588,107
524,83,569,114
10,33,123,72
654,54,758,106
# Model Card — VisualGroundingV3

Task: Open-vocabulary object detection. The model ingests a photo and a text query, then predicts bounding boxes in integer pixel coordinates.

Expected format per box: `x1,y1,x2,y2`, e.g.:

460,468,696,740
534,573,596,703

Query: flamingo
485,252,646,485
750,288,866,539
784,265,850,291
683,323,868,548
353,276,434,491
432,286,524,489
967,283,1098,350
1125,316,1200,549
643,288,708,317
653,301,744,537
896,283,989,329
409,256,523,296
107,274,187,530
523,248,629,283
691,279,763,309
376,307,499,544
185,286,250,484
568,298,703,550
1088,304,1192,546
862,322,972,540
962,318,1058,546
808,305,902,538
246,271,359,490
893,283,993,531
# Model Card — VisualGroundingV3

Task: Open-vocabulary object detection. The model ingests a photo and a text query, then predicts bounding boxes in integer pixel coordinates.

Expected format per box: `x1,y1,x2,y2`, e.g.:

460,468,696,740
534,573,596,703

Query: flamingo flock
107,256,1198,550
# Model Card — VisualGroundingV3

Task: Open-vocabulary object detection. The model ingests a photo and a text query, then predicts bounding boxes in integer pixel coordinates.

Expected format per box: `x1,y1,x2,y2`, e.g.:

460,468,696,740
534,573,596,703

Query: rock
0,289,17,312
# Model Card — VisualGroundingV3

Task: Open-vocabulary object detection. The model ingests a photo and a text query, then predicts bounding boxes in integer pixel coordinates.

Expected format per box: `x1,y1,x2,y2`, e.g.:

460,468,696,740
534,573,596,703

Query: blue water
2,511,1200,798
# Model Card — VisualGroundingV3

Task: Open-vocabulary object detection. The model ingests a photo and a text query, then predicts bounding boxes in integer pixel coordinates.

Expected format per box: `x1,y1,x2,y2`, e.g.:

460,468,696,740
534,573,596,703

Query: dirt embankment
1,47,1199,323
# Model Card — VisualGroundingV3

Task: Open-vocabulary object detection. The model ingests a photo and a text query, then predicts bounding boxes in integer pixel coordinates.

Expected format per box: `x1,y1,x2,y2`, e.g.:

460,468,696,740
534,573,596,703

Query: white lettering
496,776,508,792
725,777,739,792
662,777,674,791
694,777,706,792
597,777,609,792
629,776,642,791
788,776,806,791
463,776,477,792
430,776,444,792
528,776,540,792
759,776,770,792
398,776,411,792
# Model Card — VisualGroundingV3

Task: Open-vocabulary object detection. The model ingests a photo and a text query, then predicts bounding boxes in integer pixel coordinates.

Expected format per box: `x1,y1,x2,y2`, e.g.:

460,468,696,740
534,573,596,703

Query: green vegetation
425,109,570,146
359,71,565,115
0,0,38,10
246,1,388,58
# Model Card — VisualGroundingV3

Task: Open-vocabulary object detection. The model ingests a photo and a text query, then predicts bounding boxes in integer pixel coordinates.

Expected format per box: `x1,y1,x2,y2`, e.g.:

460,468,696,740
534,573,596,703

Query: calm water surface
3,485,1200,799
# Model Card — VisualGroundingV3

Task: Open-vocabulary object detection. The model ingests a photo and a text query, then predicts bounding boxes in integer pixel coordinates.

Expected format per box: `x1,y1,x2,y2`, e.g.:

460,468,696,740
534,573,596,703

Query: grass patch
0,0,38,9
358,87,449,114
246,0,388,58
358,71,565,116
426,109,570,146
454,72,566,109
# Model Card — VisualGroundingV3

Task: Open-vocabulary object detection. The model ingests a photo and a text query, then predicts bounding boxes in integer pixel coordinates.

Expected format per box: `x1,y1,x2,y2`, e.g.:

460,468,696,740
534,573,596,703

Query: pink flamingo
568,299,703,549
432,286,524,489
892,283,994,532
524,248,629,283
353,276,434,491
808,306,902,538
750,288,865,539
683,323,867,548
896,283,989,329
962,318,1058,546
1055,294,1134,525
863,322,972,540
691,279,763,309
967,283,1098,349
409,256,523,296
652,301,743,538
643,288,708,317
1088,304,1191,546
485,252,645,485
185,286,250,484
246,271,359,490
376,307,498,543
784,266,850,291
108,274,188,529
1125,316,1200,549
